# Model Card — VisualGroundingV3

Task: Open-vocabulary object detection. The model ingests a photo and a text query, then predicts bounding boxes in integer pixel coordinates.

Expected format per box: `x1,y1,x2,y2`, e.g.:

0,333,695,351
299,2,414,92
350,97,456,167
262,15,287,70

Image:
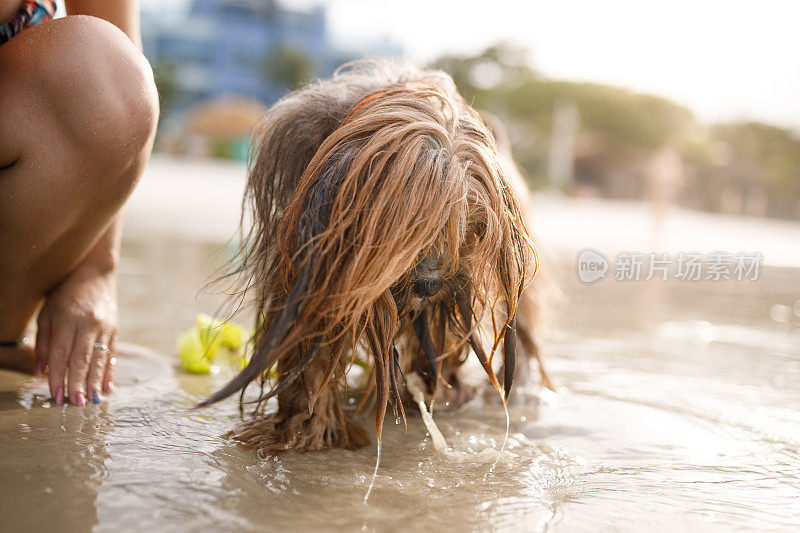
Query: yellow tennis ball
194,314,246,355
176,328,213,374
178,314,251,373
219,321,245,350
194,314,222,356
216,346,249,371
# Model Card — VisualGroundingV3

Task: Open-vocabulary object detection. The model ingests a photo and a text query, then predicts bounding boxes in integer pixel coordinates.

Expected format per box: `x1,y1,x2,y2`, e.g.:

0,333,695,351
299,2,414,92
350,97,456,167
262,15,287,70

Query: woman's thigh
0,15,158,338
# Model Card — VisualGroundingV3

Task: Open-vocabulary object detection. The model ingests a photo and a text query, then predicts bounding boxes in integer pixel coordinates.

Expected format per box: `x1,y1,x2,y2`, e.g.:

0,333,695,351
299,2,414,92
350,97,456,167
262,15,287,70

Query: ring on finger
93,342,110,354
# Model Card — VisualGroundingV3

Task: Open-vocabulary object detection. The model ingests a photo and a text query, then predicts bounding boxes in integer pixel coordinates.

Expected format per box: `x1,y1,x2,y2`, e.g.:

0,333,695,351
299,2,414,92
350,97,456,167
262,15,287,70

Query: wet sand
1,156,799,531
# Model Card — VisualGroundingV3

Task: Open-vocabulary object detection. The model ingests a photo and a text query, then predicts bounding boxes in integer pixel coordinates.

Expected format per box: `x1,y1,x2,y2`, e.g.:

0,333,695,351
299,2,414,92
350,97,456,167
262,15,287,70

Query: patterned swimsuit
0,0,56,45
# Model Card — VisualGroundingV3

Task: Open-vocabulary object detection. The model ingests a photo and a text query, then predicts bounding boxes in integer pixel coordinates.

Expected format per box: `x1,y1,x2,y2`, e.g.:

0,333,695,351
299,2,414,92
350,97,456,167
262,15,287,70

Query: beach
1,155,799,532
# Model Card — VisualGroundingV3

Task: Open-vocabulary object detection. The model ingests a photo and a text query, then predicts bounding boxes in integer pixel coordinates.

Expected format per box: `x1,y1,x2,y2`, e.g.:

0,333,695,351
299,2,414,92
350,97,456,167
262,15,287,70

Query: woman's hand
35,263,118,406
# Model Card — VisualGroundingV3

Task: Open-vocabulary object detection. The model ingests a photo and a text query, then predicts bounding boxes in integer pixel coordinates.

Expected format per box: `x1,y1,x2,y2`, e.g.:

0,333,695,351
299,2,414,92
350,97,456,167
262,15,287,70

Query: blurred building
143,0,404,110
142,0,401,159
142,0,329,110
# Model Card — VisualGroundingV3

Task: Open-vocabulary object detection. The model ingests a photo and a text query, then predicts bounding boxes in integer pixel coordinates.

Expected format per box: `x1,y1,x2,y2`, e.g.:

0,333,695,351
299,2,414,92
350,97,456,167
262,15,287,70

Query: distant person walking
0,1,158,406
646,143,684,235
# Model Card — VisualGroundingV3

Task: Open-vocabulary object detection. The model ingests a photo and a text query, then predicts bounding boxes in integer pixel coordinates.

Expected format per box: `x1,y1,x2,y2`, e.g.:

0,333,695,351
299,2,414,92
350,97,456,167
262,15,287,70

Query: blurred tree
264,46,315,91
516,81,692,151
432,44,800,218
709,122,800,216
434,42,537,94
432,45,693,189
712,122,800,188
151,60,178,121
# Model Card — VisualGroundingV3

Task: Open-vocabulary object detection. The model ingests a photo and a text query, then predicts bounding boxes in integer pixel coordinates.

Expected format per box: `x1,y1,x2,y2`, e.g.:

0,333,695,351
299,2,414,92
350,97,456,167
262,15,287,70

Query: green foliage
209,137,234,159
431,44,800,218
432,44,693,182
529,81,692,150
151,60,178,120
434,43,692,151
263,46,315,91
712,122,800,190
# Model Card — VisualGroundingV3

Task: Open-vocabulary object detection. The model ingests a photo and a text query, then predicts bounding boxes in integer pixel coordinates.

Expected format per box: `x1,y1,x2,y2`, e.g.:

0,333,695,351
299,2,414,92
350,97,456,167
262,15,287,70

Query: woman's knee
20,16,159,179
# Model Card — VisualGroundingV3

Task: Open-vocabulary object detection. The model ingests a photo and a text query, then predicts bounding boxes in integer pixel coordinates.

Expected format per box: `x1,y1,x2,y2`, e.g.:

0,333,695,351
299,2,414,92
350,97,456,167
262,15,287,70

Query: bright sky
143,0,800,131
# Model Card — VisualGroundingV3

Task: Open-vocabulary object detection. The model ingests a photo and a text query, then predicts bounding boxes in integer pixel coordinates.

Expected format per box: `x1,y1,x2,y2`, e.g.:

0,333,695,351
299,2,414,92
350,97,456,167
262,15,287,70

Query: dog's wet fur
201,59,552,454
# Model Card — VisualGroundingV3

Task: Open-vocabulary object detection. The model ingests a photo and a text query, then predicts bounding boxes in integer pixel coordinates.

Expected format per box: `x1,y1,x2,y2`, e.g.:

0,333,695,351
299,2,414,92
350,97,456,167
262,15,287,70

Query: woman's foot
0,338,36,374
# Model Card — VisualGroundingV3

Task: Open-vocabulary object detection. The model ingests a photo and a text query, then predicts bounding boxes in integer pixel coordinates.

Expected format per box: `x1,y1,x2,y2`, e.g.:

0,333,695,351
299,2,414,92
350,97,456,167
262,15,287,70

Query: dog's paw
230,413,370,456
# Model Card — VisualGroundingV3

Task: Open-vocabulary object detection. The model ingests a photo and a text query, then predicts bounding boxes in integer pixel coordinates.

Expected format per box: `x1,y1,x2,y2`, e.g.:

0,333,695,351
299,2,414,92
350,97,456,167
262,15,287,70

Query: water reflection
206,402,571,531
0,379,113,532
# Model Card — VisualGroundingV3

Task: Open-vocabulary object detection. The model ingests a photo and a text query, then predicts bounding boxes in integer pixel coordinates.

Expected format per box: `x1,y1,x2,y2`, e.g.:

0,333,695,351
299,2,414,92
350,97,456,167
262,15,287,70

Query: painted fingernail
55,387,64,406
74,392,86,407
105,382,115,394
33,359,43,377
91,391,100,405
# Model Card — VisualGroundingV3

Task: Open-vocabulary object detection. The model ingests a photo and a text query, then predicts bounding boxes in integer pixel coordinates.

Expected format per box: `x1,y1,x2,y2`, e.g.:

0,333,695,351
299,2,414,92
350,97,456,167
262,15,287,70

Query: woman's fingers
47,325,116,406
102,334,117,394
86,331,115,403
39,299,117,406
35,261,120,406
34,311,52,377
66,326,96,407
47,325,76,406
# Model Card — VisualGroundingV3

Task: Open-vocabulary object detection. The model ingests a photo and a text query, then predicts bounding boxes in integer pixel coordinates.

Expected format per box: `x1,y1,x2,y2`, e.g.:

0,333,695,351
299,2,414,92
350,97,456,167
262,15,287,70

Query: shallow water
1,236,799,532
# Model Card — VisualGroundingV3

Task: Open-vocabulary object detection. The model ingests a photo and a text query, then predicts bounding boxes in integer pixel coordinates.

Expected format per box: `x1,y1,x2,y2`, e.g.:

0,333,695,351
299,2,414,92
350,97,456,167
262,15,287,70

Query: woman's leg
0,16,158,371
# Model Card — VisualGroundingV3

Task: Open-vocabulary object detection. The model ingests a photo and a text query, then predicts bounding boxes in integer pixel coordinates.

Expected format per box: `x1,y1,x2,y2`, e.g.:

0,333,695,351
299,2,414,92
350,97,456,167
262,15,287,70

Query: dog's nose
414,279,442,298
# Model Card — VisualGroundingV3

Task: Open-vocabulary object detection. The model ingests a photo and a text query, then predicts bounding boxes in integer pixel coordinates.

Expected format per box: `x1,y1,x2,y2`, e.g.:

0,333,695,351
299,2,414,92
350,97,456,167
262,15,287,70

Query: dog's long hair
201,59,548,454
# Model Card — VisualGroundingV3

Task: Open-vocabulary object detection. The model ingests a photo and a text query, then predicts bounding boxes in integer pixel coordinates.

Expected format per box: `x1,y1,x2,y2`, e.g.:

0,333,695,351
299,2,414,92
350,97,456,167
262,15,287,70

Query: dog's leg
231,347,370,455
406,308,476,410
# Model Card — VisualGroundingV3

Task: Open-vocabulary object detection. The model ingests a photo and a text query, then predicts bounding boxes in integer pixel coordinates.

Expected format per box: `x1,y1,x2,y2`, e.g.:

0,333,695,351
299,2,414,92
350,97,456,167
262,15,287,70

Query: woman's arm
36,223,122,403
34,0,148,404
60,0,141,307
64,0,142,47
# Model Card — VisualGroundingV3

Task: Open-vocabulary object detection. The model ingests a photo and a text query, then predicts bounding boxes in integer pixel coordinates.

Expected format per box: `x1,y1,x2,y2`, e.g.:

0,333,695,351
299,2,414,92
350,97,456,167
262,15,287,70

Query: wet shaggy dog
200,60,552,455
